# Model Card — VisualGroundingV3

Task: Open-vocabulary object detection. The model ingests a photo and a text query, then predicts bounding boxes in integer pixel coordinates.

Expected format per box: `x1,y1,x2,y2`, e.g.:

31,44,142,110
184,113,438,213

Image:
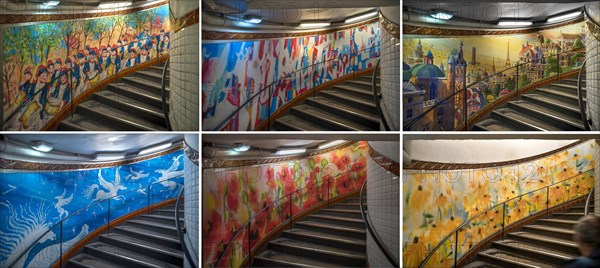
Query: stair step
345,80,380,89
463,261,503,268
114,225,180,249
331,203,362,209
537,219,577,229
492,108,561,131
568,206,586,213
552,212,585,220
149,66,169,74
473,118,523,131
508,232,579,255
305,97,380,129
99,233,183,265
559,78,586,86
547,83,585,95
108,83,163,108
290,104,375,131
282,228,366,252
59,113,120,131
294,221,366,240
121,76,167,94
268,238,366,267
522,225,575,240
274,114,330,131
126,220,178,236
356,75,379,82
253,249,345,267
135,70,169,84
138,214,184,225
492,239,575,266
307,214,365,228
507,101,584,130
320,209,363,219
319,90,377,113
85,242,180,268
331,84,374,98
67,253,125,268
93,90,166,126
152,209,185,217
478,248,555,268
76,100,167,131
536,87,580,105
521,94,581,119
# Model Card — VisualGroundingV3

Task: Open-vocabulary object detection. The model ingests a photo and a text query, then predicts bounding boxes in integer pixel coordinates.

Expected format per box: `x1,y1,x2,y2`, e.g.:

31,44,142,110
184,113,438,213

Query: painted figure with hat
117,39,126,60
125,47,140,68
19,65,50,128
52,58,62,87
140,44,150,63
47,68,71,115
106,45,122,76
84,48,100,86
159,32,170,53
16,67,34,106
73,51,86,94
139,28,150,46
99,46,109,80
150,35,159,58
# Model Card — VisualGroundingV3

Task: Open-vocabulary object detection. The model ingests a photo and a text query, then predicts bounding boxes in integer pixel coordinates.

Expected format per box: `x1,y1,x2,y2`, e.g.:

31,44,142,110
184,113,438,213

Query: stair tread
87,242,181,268
140,214,184,220
60,113,121,131
306,97,380,122
495,108,562,131
474,118,522,131
523,94,580,112
538,218,577,224
536,87,578,100
494,239,576,260
136,70,168,80
78,100,167,131
525,224,574,234
115,225,180,241
480,248,555,268
321,208,362,214
256,249,345,267
275,114,330,131
309,214,365,223
271,237,366,258
320,90,377,108
510,100,583,128
95,90,164,117
554,212,585,216
101,233,184,257
510,231,577,247
463,261,503,268
346,80,380,88
122,76,165,91
111,83,163,100
295,221,366,234
292,104,375,131
70,253,126,268
283,229,366,245
332,84,374,97
128,219,178,230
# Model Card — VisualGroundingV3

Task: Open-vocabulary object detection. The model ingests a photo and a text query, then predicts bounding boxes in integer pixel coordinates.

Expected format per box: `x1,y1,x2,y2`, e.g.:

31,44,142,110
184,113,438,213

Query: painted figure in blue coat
31,65,50,120
51,68,71,107
125,47,140,68
83,49,100,86
139,28,150,46
19,67,34,103
107,45,121,76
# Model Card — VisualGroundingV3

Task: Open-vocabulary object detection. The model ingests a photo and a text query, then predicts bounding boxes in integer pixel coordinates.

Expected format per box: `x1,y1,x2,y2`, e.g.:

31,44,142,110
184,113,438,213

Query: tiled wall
587,3,600,131
169,0,199,131
366,155,400,267
184,135,199,268
380,19,400,130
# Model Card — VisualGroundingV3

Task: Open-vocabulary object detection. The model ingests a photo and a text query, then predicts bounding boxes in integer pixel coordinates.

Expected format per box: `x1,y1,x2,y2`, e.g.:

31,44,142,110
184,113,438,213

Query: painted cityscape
403,22,587,130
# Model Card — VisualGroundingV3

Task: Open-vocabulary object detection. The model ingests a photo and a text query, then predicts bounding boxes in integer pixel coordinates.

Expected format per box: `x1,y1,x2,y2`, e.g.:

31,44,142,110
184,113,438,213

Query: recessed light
275,148,307,155
430,12,453,20
31,141,53,152
233,143,251,152
318,140,346,149
98,1,132,9
299,22,331,28
547,11,582,23
244,15,262,24
345,11,378,23
95,153,125,161
498,21,533,27
44,1,60,6
139,142,173,155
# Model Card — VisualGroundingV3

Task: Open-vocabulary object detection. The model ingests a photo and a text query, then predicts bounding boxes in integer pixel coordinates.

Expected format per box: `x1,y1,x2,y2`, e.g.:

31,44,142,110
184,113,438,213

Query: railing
577,58,590,131
585,188,595,215
359,178,399,267
211,169,365,267
175,187,198,268
2,37,169,131
417,169,594,268
372,58,390,131
585,2,600,42
207,44,381,131
404,47,586,131
161,58,172,130
8,175,183,268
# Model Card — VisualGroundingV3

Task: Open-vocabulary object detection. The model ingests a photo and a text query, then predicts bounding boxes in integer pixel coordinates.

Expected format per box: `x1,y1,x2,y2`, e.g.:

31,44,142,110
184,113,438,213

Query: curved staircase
59,62,169,131
273,75,381,131
253,196,368,267
66,204,184,268
473,73,587,131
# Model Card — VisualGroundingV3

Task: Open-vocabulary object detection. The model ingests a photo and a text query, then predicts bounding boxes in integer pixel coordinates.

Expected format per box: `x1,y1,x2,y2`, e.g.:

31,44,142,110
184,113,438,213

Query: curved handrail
585,3,600,42
577,58,591,131
372,58,390,131
418,168,594,268
8,174,183,268
176,187,198,268
161,58,172,130
211,44,381,131
359,178,399,267
213,169,359,267
403,47,586,131
585,188,595,215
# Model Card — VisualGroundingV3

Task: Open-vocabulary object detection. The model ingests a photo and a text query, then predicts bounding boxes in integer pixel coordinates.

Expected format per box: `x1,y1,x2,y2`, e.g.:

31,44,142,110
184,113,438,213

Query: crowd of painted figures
13,28,170,128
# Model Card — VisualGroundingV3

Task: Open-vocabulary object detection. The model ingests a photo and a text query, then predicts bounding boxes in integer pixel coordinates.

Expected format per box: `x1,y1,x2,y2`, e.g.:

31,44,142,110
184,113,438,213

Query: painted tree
545,56,558,76
59,21,76,60
518,73,531,88
573,38,584,50
106,15,123,47
92,18,112,48
82,19,94,48
3,27,31,89
35,23,62,63
112,15,128,46
147,8,159,35
130,10,150,37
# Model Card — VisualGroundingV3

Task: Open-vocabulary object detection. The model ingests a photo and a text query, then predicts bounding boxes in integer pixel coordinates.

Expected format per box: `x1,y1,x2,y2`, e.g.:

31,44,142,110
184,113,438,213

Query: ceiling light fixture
299,22,331,28
498,21,533,27
98,1,132,9
43,1,60,6
233,143,251,152
31,141,53,152
244,15,262,24
95,153,125,161
108,135,126,142
430,11,453,20
345,11,379,23
318,140,346,150
547,11,582,23
139,142,173,155
275,148,307,155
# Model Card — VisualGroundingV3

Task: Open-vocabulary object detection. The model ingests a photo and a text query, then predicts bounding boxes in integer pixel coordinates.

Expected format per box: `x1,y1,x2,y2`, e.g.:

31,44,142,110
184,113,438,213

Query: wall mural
402,22,587,130
402,140,596,267
202,21,381,131
0,150,184,268
202,142,369,267
2,5,171,131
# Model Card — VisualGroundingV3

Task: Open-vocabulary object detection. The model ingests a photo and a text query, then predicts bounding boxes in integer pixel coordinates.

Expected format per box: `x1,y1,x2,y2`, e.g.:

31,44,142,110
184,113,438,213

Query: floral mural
2,5,171,131
202,21,381,131
402,140,596,267
0,150,184,268
202,142,369,267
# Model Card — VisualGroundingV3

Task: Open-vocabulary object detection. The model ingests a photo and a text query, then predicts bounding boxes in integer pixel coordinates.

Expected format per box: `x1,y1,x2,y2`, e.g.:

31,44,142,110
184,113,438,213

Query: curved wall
587,2,600,131
0,150,185,268
1,5,171,131
183,134,200,268
202,21,381,130
379,11,401,130
402,140,596,267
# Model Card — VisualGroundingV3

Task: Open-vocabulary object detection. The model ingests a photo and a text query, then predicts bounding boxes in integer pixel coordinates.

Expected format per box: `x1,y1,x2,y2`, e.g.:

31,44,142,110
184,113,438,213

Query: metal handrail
418,169,594,268
161,58,172,130
403,47,586,131
213,169,358,267
175,187,198,268
577,58,591,131
211,44,381,131
372,58,390,131
8,174,183,268
585,188,595,215
585,3,600,42
359,178,399,267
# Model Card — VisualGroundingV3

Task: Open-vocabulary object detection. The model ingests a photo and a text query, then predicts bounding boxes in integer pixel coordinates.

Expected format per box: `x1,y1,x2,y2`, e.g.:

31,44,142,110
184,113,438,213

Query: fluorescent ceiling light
95,153,125,161
139,142,173,155
430,12,453,20
299,22,331,28
233,143,251,152
318,140,346,150
44,1,60,6
345,11,378,23
244,15,262,24
108,135,126,142
246,18,262,24
98,1,132,9
498,21,533,26
547,11,582,23
31,141,53,152
275,148,307,155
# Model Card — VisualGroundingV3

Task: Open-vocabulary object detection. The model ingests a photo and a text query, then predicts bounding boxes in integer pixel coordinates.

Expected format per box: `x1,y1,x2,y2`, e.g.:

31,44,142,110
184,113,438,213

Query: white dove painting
83,167,127,208
126,168,150,181
54,189,74,219
155,154,185,191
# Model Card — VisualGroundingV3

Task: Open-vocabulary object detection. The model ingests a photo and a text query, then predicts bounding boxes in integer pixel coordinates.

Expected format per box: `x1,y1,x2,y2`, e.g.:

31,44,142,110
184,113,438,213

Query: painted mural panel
202,142,368,267
0,150,184,268
202,22,381,131
402,140,596,267
402,22,587,130
2,5,171,131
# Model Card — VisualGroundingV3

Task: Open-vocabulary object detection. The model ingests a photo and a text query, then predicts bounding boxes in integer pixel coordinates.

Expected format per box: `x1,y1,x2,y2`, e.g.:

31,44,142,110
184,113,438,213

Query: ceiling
0,0,163,14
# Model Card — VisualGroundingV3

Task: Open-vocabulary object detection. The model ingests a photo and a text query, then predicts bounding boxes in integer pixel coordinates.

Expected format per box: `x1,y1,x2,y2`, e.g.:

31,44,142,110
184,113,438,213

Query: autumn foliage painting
2,4,171,131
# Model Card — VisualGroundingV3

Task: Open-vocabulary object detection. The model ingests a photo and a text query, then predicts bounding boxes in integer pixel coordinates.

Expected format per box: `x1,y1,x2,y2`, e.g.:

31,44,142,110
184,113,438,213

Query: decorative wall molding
403,139,588,170
173,8,199,33
184,140,199,166
0,1,168,25
202,18,379,40
369,145,400,176
404,17,584,36
380,12,399,39
1,145,183,171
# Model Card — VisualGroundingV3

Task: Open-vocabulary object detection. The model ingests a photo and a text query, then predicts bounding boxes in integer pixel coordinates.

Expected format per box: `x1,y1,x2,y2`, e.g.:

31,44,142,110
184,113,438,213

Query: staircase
253,196,367,267
273,75,381,131
464,199,593,268
59,62,169,131
473,73,587,131
67,204,184,268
